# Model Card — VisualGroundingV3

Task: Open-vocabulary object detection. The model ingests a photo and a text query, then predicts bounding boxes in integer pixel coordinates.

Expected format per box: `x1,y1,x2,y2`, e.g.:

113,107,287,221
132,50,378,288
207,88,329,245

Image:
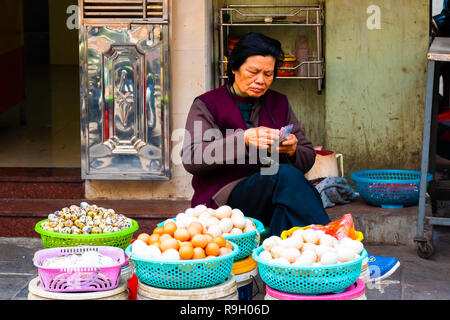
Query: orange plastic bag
325,214,357,240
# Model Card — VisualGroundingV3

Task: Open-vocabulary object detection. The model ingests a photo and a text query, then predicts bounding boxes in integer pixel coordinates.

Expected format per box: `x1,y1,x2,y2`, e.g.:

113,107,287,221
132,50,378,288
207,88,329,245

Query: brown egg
203,233,213,244
205,242,220,257
163,221,177,236
160,238,180,252
153,226,164,235
179,241,193,248
189,221,204,234
174,228,190,242
187,225,201,238
137,233,151,244
219,247,233,256
212,236,227,248
179,245,194,260
191,234,208,248
148,233,160,244
225,241,233,250
152,241,161,249
159,233,173,243
192,247,206,259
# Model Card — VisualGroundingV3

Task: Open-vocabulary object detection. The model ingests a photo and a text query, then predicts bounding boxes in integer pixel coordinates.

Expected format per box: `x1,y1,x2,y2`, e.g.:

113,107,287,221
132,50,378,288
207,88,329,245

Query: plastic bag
325,214,358,240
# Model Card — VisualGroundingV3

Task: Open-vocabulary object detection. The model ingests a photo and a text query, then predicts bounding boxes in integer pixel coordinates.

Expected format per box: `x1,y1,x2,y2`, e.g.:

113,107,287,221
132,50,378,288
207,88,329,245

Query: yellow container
232,256,257,275
280,226,364,242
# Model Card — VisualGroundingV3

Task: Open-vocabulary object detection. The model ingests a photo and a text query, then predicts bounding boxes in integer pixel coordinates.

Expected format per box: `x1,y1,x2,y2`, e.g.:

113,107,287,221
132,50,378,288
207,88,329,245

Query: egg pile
40,202,133,235
259,228,364,267
131,219,235,261
42,251,118,268
162,204,256,238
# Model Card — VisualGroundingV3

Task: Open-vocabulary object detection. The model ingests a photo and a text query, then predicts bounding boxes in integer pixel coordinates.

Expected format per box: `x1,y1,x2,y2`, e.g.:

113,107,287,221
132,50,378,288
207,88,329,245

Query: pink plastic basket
33,246,128,293
265,279,365,300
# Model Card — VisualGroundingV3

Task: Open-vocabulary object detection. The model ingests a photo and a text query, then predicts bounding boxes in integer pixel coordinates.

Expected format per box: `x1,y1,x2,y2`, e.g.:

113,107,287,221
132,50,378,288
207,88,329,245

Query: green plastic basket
35,218,139,250
125,242,239,289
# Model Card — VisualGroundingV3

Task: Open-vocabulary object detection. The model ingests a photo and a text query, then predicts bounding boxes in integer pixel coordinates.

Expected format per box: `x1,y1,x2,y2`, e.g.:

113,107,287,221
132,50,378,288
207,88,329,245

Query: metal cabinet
79,0,170,180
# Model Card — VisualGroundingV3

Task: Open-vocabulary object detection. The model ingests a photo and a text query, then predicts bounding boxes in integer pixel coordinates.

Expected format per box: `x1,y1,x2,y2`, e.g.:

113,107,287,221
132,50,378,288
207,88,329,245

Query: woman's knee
276,164,306,180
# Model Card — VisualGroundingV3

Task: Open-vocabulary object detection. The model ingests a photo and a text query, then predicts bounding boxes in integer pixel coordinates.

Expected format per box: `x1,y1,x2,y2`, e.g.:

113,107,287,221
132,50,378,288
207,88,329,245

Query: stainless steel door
80,24,170,180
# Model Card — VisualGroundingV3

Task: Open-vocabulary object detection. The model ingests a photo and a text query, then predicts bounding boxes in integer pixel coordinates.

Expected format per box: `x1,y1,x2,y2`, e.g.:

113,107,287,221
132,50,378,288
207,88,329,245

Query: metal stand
415,37,450,259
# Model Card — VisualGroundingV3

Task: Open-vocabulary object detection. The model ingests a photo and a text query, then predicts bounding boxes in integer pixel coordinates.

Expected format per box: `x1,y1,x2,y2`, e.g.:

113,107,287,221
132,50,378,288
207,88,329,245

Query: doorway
0,0,80,168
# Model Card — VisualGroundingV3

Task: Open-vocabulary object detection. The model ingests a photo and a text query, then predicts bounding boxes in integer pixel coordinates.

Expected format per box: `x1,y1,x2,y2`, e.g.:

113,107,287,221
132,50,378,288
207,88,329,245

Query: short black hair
227,33,284,84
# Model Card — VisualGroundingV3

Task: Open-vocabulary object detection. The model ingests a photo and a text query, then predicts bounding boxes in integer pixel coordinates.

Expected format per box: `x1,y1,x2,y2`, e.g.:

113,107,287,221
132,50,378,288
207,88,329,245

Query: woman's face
232,55,275,98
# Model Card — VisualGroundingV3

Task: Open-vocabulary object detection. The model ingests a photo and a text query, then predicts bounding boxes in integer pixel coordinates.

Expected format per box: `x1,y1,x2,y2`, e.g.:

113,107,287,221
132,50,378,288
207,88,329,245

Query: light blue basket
350,169,433,209
158,217,265,262
125,242,239,290
252,246,368,295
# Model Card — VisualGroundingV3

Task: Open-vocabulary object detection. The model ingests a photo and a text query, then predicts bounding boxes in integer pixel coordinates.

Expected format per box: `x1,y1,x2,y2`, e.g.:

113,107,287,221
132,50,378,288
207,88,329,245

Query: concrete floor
1,225,449,300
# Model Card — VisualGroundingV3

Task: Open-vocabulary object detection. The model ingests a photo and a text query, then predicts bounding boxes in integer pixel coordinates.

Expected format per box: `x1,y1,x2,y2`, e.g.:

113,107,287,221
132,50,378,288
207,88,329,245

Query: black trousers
227,164,331,237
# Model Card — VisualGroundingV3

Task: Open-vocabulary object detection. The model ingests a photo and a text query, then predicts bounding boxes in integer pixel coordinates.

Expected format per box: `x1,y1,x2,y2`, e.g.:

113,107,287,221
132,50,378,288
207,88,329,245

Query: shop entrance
0,0,80,169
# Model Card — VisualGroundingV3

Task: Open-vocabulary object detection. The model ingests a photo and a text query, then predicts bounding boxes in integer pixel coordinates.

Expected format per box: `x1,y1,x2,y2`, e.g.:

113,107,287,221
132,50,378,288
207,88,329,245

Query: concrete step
0,197,433,248
0,168,84,199
0,198,190,238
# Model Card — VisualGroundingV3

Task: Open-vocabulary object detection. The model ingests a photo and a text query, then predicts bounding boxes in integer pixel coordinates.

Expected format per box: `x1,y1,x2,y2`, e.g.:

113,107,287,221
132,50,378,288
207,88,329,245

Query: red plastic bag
325,214,357,240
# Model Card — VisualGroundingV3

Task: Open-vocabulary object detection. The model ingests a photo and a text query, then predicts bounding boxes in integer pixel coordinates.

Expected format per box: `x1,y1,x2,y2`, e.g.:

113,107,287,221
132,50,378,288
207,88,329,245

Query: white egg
315,244,333,259
262,237,278,251
302,243,317,252
340,237,354,247
259,250,273,261
301,250,318,263
320,251,338,265
199,212,212,223
205,217,220,228
269,236,283,245
230,227,243,236
337,247,356,263
231,208,245,218
282,247,301,263
315,230,326,239
303,229,320,244
184,208,194,216
131,240,147,255
164,218,175,226
270,245,286,259
243,225,256,233
207,208,216,215
175,218,187,228
231,214,247,230
292,254,314,267
285,236,303,250
291,228,305,239
349,240,364,255
193,204,207,217
245,218,255,228
162,248,180,260
176,212,186,221
272,257,291,266
207,225,222,238
219,218,233,233
222,232,231,237
215,205,232,219
320,234,337,247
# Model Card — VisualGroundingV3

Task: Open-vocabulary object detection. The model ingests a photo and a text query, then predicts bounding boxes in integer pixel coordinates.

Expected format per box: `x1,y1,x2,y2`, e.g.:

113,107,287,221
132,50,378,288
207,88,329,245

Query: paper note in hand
279,124,293,144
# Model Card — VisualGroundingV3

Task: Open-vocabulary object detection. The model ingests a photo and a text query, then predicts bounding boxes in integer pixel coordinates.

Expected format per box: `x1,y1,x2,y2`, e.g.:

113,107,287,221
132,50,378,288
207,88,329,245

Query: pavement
1,225,450,300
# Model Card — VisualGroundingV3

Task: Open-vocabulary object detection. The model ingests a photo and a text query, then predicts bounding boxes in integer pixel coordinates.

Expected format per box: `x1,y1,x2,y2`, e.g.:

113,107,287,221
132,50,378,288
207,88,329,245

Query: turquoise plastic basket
252,246,368,295
350,169,433,208
125,242,239,290
158,217,265,262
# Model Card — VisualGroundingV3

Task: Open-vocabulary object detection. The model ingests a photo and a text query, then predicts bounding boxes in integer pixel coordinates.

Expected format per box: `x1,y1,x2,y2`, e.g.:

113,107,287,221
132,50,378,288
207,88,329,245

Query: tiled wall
86,0,212,201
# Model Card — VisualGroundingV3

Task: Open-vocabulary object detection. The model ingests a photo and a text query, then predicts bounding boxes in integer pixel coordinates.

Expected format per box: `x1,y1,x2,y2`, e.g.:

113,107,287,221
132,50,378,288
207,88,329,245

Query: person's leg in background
227,164,330,237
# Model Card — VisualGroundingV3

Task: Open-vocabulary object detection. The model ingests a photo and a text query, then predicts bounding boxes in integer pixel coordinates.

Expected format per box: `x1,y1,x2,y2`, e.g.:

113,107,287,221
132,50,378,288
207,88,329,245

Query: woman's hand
277,134,298,157
244,126,280,150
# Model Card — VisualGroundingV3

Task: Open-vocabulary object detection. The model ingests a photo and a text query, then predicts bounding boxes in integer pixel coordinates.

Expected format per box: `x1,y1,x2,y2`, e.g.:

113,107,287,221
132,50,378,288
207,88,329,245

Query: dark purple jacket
189,85,289,208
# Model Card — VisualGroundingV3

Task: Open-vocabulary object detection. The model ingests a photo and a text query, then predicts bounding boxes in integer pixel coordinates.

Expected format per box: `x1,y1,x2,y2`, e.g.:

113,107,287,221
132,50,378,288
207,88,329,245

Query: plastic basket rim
33,245,128,270
350,169,433,185
34,218,139,239
280,225,364,242
125,241,239,265
252,245,368,271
